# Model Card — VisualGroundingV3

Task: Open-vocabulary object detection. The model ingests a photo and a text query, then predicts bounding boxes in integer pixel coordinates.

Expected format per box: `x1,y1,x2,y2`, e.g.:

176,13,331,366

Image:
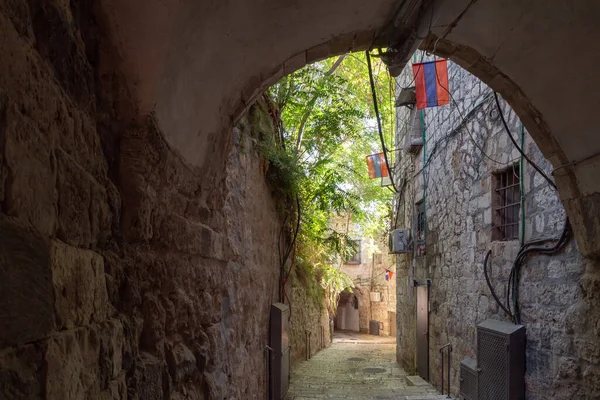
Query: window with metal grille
492,164,521,241
415,201,426,256
346,239,361,264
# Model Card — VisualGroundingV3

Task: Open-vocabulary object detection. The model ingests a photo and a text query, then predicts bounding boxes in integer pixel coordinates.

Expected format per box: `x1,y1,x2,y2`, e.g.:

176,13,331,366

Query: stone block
575,338,600,364
45,319,124,399
283,52,306,75
50,240,111,330
406,375,430,386
158,213,226,260
0,343,45,398
3,98,57,236
55,105,108,182
166,342,197,383
305,43,330,63
134,353,166,400
56,151,111,248
556,357,581,380
0,215,55,347
56,151,91,247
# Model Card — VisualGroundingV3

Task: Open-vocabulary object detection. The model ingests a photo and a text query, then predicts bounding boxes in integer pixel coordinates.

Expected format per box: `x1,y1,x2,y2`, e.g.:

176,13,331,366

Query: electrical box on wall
389,229,410,253
369,292,381,302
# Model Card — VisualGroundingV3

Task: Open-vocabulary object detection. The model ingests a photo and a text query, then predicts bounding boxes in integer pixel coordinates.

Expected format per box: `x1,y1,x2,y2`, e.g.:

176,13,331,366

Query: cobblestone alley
285,332,446,400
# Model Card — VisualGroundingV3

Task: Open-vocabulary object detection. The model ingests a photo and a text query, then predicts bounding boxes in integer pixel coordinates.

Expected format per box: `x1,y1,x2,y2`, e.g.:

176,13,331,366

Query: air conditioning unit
369,292,381,302
460,358,478,400
389,229,410,254
405,135,424,155
477,319,525,400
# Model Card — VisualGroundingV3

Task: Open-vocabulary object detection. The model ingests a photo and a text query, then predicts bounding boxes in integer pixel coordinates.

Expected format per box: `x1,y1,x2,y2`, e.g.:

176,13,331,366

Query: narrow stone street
285,331,446,400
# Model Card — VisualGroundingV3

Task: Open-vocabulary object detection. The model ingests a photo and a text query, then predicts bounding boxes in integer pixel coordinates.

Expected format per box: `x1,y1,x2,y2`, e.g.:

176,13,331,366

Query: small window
492,164,521,241
346,239,361,264
415,201,426,257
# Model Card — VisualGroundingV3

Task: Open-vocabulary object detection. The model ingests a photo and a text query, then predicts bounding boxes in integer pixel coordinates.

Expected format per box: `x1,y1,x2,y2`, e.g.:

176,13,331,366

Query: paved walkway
285,331,447,400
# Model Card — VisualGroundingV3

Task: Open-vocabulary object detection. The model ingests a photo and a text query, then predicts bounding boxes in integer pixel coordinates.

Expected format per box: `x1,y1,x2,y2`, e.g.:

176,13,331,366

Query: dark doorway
416,284,429,380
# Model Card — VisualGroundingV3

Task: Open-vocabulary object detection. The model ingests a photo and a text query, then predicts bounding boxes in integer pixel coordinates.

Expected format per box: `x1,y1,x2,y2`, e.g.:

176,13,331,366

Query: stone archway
97,0,600,258
1,0,600,398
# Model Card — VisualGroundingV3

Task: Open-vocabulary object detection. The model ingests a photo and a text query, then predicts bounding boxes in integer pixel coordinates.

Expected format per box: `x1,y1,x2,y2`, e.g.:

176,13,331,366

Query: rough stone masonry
393,56,600,399
0,2,306,397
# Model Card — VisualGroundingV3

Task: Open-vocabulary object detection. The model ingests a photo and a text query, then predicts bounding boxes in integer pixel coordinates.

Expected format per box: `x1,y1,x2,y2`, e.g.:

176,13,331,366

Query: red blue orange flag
383,268,394,281
412,59,450,110
366,153,389,179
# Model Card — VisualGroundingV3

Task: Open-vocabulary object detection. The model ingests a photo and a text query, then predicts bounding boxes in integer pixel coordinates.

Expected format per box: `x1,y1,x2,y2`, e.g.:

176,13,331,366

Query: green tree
264,52,395,309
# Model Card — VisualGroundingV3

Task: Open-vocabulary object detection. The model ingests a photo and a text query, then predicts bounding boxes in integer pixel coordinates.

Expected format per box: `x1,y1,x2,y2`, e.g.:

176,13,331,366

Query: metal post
439,343,452,397
447,345,452,398
440,349,444,395
305,330,309,361
265,345,273,400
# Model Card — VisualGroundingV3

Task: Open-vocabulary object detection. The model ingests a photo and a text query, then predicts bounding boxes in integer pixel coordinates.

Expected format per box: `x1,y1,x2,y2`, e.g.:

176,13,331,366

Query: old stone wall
289,266,331,364
394,55,600,398
330,215,397,336
0,2,287,398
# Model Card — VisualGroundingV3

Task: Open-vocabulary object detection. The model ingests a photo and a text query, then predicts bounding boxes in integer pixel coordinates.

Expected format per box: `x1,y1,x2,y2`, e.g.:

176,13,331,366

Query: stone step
405,376,431,387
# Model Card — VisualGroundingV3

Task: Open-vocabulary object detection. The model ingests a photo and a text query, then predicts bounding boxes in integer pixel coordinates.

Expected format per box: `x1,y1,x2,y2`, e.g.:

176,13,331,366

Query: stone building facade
393,54,596,398
330,216,397,337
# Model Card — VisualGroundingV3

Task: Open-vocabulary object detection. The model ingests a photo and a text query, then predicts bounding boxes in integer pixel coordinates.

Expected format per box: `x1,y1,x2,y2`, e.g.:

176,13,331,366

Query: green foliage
261,52,395,308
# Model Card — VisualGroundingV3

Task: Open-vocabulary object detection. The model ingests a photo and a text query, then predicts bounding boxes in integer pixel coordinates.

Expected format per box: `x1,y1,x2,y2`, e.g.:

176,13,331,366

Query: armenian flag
412,59,450,110
383,268,394,281
366,153,389,179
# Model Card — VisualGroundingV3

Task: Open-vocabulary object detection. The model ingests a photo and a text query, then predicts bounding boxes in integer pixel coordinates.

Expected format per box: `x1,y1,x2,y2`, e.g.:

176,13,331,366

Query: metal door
416,285,429,380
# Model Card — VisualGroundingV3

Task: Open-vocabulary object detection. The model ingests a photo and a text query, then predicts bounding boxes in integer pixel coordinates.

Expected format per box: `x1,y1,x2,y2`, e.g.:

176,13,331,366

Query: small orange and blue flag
366,153,389,179
383,268,394,281
412,59,450,110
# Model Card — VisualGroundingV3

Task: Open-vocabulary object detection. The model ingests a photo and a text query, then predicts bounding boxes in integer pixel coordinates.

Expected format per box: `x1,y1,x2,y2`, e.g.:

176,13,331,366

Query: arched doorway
335,290,360,332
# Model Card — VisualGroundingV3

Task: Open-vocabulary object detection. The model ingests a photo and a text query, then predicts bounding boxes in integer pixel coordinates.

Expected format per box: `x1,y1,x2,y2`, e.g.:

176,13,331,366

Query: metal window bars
493,165,520,241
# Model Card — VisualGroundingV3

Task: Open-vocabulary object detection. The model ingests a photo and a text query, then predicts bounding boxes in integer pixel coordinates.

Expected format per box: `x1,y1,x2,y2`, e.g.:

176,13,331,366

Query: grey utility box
459,357,478,400
269,303,290,400
369,320,380,336
477,319,525,400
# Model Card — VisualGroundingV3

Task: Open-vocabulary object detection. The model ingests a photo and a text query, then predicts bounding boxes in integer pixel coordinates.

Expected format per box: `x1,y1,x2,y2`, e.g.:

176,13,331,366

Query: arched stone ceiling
97,0,600,256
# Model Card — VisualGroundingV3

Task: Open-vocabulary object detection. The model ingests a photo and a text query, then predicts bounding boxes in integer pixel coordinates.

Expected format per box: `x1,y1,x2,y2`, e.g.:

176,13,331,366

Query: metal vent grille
459,358,478,400
477,319,525,400
478,332,508,400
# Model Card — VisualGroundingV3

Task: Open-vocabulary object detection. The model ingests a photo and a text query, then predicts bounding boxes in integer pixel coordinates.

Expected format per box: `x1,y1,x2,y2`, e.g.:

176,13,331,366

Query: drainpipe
519,124,525,246
420,109,427,242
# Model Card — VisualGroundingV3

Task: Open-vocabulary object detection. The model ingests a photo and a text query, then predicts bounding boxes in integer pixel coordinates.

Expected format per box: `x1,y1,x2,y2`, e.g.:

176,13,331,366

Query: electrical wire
421,59,570,325
366,50,399,193
493,92,557,190
483,250,513,320
490,92,571,324
434,71,513,166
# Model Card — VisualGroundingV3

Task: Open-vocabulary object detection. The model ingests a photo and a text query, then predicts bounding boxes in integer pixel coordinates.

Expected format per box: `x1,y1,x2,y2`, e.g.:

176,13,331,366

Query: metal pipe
439,343,452,396
265,345,273,400
305,330,309,361
447,345,452,398
440,348,444,395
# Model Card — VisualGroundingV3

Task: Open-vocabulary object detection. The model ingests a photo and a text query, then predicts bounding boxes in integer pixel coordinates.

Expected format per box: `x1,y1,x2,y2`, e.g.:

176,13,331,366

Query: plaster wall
393,57,599,398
